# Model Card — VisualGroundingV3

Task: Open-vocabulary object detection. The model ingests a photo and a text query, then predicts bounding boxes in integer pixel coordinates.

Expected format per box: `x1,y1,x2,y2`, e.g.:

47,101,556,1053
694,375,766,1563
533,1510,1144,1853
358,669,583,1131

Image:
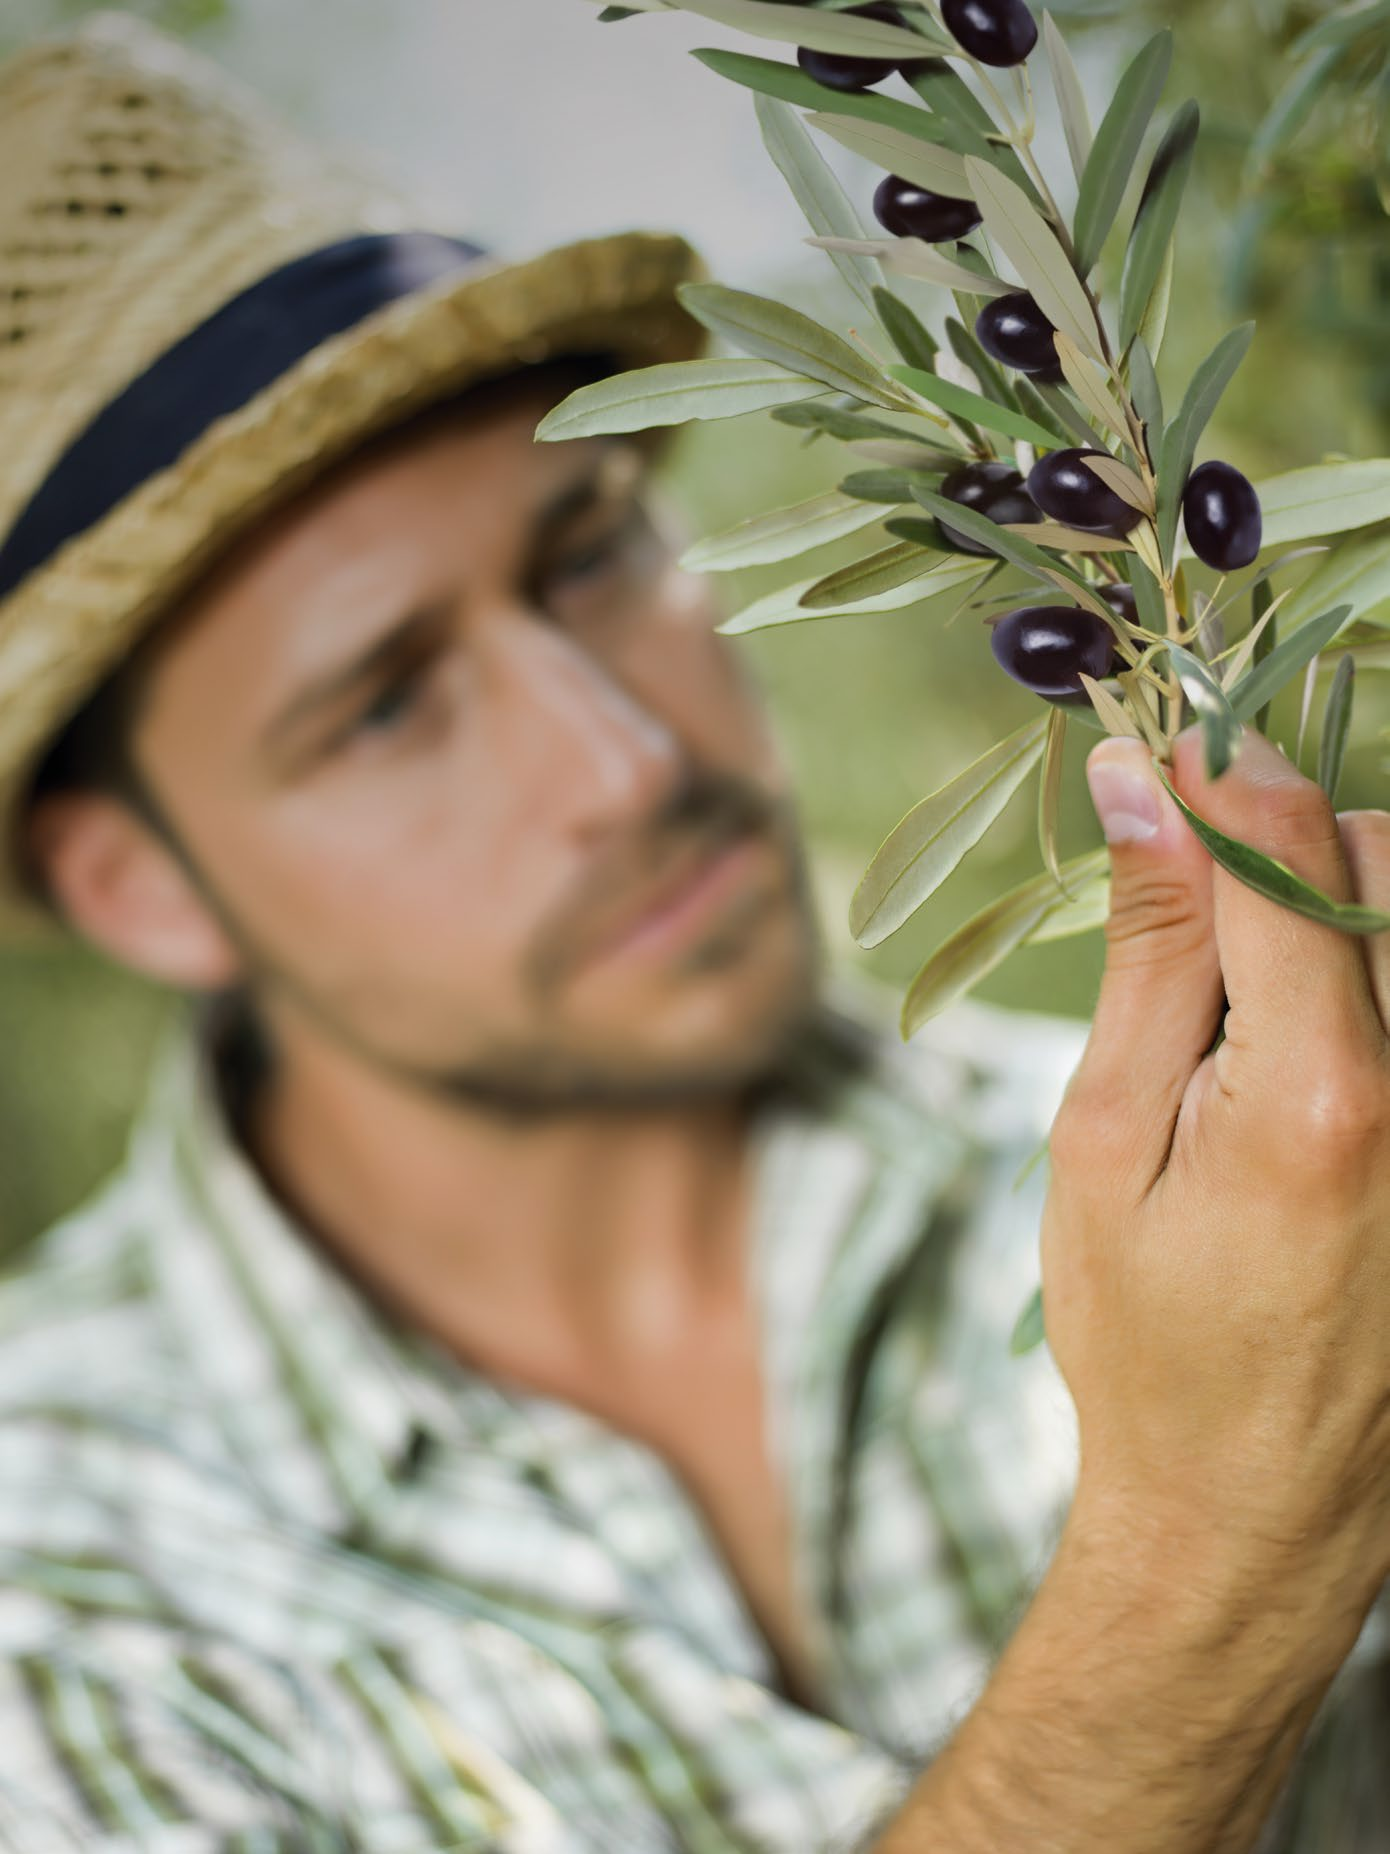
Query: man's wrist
870,1487,1370,1854
1063,1478,1383,1689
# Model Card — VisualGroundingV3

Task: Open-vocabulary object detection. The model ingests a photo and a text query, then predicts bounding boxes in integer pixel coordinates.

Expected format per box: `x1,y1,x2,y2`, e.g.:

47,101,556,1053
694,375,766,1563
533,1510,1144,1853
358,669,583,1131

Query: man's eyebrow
261,447,643,757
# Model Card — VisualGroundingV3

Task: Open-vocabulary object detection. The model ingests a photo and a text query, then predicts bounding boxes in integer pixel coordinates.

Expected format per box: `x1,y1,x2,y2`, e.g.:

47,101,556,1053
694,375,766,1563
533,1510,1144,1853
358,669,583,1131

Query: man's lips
581,825,764,967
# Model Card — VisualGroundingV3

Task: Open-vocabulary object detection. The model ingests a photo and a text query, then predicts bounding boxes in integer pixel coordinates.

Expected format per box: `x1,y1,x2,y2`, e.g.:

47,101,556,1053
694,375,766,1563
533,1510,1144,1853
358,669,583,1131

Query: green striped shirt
0,971,1384,1851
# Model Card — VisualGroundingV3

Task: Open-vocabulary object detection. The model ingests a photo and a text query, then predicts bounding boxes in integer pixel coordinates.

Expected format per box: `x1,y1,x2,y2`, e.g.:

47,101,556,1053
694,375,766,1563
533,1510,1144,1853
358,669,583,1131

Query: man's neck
226,1012,778,1406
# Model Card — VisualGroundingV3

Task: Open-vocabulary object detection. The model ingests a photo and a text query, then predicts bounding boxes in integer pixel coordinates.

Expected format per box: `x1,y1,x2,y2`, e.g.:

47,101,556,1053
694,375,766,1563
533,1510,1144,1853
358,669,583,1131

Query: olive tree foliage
1057,0,1390,446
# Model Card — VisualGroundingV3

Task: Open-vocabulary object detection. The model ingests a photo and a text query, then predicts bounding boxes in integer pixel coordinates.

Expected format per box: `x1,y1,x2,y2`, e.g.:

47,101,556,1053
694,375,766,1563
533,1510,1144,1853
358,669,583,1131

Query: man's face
115,368,825,1112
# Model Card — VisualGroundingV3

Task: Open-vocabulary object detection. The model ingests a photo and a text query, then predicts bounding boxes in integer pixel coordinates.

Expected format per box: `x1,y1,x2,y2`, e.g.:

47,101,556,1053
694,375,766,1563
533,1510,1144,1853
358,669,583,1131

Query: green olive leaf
1021,376,1100,451
840,468,947,504
675,0,951,57
1118,100,1199,352
1043,10,1093,185
679,490,892,571
694,46,971,144
1078,450,1152,513
900,848,1113,1035
850,717,1051,946
534,356,825,440
873,285,940,370
691,43,1006,213
718,556,989,631
755,93,881,313
1126,557,1168,634
1038,703,1069,893
882,515,949,547
799,539,950,608
1253,459,1390,546
1052,332,1132,443
1317,654,1355,805
888,364,1071,450
1155,322,1256,564
1288,0,1390,58
807,112,973,200
1250,576,1276,735
1275,531,1390,635
771,398,959,459
1244,42,1346,185
1028,860,1113,937
1125,333,1165,446
1134,231,1176,366
1155,763,1390,933
809,235,1012,299
676,281,914,409
1164,640,1243,778
899,58,1045,201
1073,29,1173,277
963,157,1105,362
1227,602,1353,721
909,486,1105,603
1078,671,1145,740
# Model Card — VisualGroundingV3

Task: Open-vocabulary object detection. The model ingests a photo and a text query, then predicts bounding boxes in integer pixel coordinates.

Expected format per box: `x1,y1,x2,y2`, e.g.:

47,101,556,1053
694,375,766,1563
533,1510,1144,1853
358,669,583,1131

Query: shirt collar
131,996,459,1534
125,976,979,1541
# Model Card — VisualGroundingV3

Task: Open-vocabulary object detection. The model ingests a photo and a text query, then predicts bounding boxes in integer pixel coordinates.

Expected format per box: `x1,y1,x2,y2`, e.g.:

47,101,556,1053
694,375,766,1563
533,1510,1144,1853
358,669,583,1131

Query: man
0,13,1386,1853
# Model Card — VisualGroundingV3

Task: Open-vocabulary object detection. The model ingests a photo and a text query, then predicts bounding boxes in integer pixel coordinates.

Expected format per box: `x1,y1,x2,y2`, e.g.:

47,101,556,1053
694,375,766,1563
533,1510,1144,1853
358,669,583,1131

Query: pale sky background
195,0,1117,307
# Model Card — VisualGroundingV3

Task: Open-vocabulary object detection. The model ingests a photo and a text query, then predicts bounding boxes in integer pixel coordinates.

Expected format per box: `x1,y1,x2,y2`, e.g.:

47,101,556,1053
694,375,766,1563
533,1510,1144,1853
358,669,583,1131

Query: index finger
1169,724,1382,1059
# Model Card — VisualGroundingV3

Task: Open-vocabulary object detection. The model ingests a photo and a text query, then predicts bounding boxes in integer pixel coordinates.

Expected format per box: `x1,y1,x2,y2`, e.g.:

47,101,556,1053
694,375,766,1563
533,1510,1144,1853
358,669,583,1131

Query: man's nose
493,606,687,825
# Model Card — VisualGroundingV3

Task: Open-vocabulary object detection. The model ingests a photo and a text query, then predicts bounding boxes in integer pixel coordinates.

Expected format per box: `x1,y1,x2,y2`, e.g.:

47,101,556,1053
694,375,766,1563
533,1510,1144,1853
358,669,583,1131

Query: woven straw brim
0,227,709,943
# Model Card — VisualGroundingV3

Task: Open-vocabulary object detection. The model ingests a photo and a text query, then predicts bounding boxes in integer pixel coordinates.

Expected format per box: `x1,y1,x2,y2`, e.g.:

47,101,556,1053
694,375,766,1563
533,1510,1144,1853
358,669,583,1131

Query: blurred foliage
0,0,1386,1256
1064,0,1390,447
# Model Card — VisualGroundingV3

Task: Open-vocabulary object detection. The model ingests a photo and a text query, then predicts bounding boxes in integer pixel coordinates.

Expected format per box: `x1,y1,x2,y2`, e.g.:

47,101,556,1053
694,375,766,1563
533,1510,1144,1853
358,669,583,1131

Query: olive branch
544,0,1390,1023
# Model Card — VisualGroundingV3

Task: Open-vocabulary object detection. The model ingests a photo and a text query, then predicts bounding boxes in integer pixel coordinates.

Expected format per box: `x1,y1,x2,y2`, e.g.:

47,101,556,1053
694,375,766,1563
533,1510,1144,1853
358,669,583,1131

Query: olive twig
1013,62,1035,141
1159,577,1185,748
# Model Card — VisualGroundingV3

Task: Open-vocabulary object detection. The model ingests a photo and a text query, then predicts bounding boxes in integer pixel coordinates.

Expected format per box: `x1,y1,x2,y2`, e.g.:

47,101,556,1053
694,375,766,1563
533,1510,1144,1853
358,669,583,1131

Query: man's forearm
868,1504,1374,1854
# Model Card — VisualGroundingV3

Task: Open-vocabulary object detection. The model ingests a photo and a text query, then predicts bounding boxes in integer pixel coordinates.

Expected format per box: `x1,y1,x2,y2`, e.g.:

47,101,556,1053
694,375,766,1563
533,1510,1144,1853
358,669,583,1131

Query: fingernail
1086,742,1162,844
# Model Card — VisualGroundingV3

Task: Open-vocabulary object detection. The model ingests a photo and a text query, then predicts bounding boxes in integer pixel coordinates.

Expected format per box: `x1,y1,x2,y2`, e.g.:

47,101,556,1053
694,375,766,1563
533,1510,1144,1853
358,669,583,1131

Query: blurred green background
1,0,1386,1255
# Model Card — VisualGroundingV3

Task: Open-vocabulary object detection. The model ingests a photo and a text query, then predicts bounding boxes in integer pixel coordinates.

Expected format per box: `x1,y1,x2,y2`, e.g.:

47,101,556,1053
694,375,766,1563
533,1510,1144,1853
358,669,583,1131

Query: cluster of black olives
796,1,1038,243
983,452,1263,698
941,452,1130,699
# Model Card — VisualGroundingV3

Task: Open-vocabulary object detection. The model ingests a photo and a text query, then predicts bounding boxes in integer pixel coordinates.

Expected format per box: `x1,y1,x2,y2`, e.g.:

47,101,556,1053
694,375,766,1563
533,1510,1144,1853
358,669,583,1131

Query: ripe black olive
1181,460,1263,571
796,3,927,91
1098,581,1139,627
938,459,1042,555
974,291,1059,375
1026,447,1142,538
941,0,1038,67
873,173,983,242
990,603,1119,697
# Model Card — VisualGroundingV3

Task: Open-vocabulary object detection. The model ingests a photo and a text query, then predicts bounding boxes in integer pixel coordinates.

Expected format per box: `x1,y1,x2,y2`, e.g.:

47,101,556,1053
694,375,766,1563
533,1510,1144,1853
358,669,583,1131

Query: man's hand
870,725,1390,1854
1045,723,1390,1622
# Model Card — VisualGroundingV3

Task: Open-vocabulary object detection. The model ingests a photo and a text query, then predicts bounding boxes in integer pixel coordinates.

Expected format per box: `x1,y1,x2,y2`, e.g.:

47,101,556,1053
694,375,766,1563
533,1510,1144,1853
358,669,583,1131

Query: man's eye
554,508,644,584
350,662,429,737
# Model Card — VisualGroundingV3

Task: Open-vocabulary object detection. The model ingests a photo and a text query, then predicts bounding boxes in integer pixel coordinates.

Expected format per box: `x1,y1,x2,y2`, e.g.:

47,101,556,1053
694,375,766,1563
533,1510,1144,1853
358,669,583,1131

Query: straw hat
0,11,710,941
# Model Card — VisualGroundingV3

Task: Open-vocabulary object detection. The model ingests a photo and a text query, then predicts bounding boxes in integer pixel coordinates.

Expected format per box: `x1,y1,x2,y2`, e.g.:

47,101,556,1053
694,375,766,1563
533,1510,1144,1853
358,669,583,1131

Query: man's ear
25,791,243,989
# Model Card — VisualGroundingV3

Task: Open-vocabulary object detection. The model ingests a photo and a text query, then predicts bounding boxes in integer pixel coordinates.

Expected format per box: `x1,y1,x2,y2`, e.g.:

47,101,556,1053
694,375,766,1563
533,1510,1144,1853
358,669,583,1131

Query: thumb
1073,733,1223,1159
